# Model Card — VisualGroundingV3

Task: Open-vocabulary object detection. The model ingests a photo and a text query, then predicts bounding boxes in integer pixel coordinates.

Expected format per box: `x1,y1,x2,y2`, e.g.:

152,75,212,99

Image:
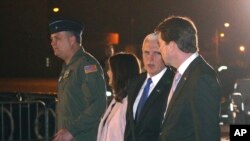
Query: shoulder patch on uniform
84,65,97,74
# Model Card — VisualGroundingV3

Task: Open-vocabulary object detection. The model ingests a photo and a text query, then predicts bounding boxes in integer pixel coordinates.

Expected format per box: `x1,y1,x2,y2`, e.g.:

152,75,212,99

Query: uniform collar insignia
63,70,71,79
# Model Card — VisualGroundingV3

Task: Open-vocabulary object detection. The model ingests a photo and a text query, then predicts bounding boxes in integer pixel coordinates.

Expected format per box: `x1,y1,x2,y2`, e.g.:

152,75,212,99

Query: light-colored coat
97,97,127,141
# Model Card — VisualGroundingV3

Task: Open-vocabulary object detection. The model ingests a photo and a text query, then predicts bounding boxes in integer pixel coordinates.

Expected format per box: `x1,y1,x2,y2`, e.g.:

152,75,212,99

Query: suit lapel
99,99,116,130
125,73,146,140
130,74,147,106
163,56,202,122
136,69,174,123
127,74,146,125
105,102,120,124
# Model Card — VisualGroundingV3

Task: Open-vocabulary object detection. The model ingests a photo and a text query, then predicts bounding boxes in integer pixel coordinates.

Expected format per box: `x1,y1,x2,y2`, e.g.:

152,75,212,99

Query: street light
224,22,230,28
52,7,60,13
239,45,245,53
215,22,230,65
220,33,225,38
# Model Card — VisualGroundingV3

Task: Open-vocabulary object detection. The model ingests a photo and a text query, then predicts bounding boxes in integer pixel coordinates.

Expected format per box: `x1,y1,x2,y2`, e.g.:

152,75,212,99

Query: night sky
1,0,250,96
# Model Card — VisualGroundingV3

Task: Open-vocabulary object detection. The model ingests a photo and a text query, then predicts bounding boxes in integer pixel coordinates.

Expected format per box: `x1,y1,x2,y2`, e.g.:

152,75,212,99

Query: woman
97,52,141,141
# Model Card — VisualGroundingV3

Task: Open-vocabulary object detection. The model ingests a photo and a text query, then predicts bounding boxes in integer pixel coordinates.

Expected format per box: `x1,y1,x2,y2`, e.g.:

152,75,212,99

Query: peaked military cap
49,19,84,34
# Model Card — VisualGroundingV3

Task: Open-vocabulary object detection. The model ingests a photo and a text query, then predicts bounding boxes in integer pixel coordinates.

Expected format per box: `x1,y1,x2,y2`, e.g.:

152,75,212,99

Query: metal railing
0,100,56,141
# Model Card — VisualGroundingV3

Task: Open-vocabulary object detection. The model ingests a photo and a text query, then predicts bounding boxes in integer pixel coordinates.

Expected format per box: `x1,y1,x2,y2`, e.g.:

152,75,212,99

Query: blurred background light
239,45,245,53
218,65,228,72
53,7,59,13
224,22,230,28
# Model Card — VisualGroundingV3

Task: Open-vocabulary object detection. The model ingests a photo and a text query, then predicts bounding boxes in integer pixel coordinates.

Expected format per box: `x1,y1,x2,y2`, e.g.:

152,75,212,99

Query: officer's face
142,39,165,77
50,31,73,60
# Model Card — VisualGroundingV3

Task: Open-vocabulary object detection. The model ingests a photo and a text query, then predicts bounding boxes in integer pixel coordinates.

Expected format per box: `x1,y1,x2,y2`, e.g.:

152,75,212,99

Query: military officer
49,19,107,141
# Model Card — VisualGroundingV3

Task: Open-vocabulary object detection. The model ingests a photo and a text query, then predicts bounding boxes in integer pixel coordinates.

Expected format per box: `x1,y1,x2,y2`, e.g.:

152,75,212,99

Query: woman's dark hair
108,52,141,102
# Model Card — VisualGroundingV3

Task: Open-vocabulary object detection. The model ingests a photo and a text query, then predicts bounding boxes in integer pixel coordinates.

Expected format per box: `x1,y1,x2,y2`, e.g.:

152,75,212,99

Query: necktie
136,78,152,120
166,71,182,110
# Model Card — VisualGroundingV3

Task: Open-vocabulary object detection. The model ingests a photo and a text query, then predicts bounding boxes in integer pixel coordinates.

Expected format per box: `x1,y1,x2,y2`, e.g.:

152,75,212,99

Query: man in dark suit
155,16,222,141
124,33,174,141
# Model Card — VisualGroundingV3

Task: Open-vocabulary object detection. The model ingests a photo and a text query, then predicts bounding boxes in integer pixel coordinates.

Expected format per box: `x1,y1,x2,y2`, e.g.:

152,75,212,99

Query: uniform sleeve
67,62,107,137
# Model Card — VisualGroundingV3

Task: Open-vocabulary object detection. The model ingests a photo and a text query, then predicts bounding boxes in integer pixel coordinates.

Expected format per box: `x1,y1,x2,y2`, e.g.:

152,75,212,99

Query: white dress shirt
133,68,167,118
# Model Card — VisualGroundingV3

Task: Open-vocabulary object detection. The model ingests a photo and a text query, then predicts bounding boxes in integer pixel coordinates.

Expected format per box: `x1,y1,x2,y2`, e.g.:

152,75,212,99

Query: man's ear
69,35,77,46
168,41,176,52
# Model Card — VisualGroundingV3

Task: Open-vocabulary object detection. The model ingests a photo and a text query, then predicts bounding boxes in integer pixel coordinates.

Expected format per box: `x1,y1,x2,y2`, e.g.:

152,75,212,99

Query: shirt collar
64,48,83,66
147,67,167,85
178,52,199,75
